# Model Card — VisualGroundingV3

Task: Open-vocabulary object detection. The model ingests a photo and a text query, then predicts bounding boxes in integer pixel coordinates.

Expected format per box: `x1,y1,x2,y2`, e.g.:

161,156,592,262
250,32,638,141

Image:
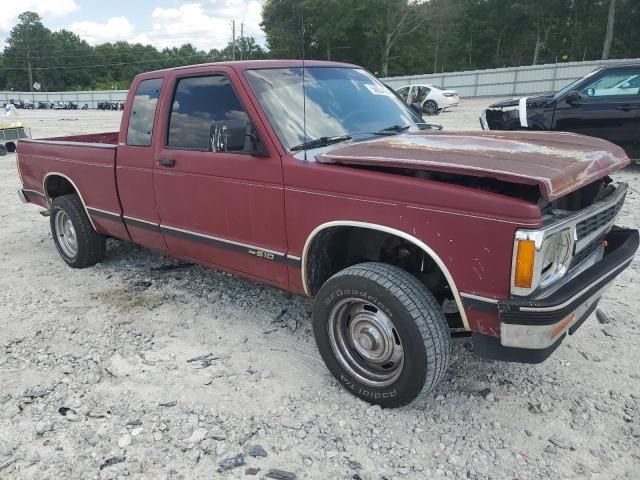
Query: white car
395,84,460,115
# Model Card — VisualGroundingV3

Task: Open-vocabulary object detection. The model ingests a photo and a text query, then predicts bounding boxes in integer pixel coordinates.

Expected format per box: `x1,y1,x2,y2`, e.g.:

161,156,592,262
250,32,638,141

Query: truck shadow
102,238,546,410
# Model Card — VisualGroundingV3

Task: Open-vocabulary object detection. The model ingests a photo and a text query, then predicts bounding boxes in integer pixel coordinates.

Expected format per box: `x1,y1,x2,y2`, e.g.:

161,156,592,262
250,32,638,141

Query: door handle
157,158,176,167
616,105,637,112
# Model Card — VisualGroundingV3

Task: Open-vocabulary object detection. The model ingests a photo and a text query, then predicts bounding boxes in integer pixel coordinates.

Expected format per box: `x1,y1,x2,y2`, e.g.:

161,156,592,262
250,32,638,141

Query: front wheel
50,194,106,268
313,262,451,407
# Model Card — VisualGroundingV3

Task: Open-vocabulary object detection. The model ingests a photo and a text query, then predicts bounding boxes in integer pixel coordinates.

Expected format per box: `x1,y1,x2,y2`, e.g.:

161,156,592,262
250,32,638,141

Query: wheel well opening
305,226,464,329
45,175,77,200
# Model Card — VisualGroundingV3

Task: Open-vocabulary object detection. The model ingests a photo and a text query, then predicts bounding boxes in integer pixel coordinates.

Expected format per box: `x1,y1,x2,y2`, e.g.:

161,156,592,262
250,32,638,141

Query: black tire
422,100,439,115
0,144,7,156
50,194,106,268
313,262,451,408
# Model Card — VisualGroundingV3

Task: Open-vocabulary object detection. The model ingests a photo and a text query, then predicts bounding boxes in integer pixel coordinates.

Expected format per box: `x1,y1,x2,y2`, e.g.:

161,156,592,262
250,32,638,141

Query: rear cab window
127,78,163,146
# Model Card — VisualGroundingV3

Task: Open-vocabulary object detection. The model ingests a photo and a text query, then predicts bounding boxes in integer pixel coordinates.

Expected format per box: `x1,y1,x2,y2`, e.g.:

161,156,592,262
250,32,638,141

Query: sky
0,0,266,51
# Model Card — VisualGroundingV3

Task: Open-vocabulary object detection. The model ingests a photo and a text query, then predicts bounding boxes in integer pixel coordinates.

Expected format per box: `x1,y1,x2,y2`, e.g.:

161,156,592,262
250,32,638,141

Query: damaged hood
316,130,630,201
487,94,554,109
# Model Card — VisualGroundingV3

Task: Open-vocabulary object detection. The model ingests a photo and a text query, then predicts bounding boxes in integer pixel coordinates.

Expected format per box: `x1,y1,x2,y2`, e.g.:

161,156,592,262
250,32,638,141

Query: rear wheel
313,262,451,407
50,194,106,268
422,100,439,115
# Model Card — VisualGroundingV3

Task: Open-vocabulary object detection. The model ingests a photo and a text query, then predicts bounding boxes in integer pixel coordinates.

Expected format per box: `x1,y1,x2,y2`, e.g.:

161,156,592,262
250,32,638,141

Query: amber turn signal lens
514,240,536,288
551,313,575,339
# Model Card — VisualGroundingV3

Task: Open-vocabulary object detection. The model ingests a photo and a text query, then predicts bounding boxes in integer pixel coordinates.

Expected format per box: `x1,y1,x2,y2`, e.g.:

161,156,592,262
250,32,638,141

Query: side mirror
565,90,583,106
247,129,269,157
210,119,267,156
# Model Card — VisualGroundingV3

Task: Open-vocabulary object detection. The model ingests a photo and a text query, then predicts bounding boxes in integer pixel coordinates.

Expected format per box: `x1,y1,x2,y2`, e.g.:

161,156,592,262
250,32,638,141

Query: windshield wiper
367,123,443,136
372,124,412,135
290,135,352,151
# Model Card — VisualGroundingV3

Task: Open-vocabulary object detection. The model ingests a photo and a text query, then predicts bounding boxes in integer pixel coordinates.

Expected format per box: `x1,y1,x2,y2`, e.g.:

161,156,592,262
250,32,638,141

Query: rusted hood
316,130,630,201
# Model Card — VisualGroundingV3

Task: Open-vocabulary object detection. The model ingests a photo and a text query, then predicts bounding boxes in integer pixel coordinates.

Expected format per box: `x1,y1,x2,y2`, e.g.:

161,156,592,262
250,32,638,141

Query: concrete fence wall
1,58,638,107
381,58,640,98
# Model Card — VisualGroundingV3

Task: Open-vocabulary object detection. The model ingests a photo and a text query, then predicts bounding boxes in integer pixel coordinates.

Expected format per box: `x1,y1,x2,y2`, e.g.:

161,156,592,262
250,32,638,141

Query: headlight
539,229,573,287
511,227,575,296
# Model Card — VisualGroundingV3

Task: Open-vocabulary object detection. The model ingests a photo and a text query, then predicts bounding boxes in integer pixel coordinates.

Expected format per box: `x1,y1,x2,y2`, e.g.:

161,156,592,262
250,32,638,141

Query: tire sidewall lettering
339,374,398,400
324,288,392,318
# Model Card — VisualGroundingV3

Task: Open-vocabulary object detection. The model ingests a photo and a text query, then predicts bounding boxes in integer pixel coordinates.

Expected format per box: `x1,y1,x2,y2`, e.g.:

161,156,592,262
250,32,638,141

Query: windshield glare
244,67,421,151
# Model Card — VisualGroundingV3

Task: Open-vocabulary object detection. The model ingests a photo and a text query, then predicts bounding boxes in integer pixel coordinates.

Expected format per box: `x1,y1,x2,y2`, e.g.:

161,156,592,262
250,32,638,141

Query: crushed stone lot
1,98,639,479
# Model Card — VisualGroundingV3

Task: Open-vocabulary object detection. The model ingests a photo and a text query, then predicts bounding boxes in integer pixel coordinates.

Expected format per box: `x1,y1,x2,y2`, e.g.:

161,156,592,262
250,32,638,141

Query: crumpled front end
480,95,553,131
480,106,520,130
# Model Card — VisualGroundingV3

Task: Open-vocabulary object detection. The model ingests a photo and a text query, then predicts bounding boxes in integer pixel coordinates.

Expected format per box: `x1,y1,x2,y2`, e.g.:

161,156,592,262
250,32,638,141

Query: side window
168,75,251,152
580,70,640,97
414,86,430,103
127,78,163,146
396,87,410,102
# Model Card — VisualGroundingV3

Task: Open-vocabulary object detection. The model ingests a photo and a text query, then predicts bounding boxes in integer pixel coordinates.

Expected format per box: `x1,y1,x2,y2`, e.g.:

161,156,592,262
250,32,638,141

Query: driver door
152,66,289,286
552,67,640,158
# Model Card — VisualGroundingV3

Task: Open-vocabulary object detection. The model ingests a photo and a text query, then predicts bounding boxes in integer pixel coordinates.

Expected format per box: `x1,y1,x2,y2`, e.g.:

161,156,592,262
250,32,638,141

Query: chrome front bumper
499,227,637,350
470,227,637,363
479,110,489,130
17,189,28,204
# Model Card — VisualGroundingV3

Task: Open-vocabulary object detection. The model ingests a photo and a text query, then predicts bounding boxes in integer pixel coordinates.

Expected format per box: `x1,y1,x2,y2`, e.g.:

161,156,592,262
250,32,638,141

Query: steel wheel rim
328,298,404,387
54,210,78,258
423,101,437,114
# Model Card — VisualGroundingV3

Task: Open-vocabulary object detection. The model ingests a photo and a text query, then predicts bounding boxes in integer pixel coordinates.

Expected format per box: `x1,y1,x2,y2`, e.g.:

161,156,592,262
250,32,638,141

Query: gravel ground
1,98,639,480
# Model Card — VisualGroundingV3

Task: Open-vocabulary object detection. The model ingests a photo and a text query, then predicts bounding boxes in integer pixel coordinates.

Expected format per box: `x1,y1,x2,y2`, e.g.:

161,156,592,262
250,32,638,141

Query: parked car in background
9,99,35,109
481,63,640,159
395,84,460,115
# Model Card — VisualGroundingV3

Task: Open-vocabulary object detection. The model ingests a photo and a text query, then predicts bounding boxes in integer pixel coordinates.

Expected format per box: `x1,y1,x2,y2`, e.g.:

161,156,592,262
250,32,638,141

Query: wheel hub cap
54,210,78,258
328,298,404,387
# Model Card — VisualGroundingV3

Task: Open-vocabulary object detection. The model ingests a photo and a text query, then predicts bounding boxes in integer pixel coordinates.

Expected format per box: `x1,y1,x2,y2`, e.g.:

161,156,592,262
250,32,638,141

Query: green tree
3,11,52,91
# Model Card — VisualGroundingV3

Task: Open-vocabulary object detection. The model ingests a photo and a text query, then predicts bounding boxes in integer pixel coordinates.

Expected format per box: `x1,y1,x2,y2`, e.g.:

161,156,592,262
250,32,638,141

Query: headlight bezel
510,226,576,297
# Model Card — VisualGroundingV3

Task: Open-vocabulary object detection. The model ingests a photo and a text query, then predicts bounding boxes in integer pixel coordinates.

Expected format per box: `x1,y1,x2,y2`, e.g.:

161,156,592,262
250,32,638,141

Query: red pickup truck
17,60,638,407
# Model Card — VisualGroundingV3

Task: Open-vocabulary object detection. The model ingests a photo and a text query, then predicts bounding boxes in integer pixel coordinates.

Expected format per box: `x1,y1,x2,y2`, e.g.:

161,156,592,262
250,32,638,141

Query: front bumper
18,188,29,204
479,110,489,130
473,227,638,363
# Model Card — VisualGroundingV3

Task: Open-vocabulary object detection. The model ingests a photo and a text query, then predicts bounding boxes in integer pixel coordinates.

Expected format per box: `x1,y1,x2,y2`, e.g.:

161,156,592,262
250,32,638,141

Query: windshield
244,67,422,151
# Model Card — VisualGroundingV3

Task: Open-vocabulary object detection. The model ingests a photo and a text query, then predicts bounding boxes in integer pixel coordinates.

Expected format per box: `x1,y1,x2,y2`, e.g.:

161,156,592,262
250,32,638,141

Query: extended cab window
127,78,163,146
168,75,250,152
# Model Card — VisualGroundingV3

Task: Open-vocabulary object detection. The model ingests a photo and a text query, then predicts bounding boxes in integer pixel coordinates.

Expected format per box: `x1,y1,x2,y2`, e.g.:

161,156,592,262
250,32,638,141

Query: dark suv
481,63,640,159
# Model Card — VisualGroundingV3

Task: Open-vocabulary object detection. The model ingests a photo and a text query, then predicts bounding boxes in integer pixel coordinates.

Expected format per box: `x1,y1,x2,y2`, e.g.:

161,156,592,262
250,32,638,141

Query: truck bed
26,131,119,146
17,132,127,239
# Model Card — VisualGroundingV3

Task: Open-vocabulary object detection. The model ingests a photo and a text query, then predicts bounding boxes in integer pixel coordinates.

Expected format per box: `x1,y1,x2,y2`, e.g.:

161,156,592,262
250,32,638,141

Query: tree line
1,1,638,92
262,0,639,76
0,12,266,92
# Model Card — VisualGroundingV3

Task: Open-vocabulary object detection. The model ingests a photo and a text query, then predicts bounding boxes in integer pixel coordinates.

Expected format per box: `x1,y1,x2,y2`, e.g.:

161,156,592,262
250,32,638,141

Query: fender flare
43,172,97,230
300,220,470,331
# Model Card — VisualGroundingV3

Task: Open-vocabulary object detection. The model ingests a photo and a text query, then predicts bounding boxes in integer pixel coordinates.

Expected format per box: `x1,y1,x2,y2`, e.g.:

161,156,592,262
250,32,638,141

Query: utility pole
27,57,34,92
27,29,33,92
240,23,244,60
232,20,236,61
